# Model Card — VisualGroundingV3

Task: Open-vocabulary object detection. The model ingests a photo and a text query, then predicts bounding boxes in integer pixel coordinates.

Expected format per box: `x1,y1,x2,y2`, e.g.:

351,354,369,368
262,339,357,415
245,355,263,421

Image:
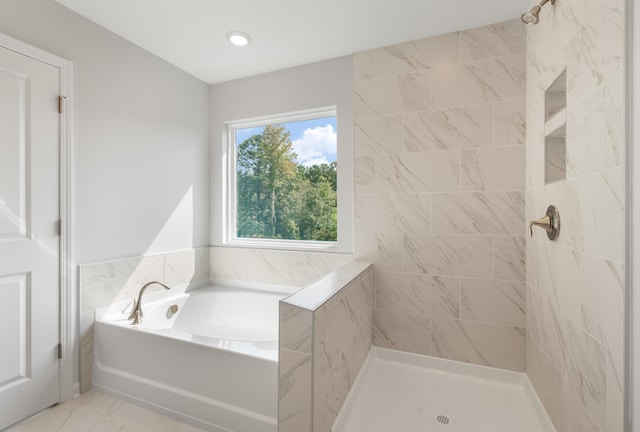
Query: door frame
0,32,75,401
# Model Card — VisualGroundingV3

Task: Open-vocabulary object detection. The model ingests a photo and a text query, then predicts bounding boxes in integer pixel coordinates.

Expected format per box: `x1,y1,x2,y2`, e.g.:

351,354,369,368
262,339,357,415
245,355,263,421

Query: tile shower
352,7,624,432
354,19,528,371
76,7,626,432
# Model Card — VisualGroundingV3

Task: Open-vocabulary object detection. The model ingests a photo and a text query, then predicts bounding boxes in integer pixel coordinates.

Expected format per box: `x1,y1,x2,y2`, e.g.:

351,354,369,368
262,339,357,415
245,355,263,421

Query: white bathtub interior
333,347,556,432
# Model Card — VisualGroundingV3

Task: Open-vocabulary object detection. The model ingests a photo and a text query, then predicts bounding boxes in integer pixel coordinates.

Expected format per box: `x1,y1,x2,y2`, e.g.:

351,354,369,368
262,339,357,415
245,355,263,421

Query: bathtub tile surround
78,247,210,393
278,261,374,432
210,246,353,287
354,18,527,373
525,0,625,430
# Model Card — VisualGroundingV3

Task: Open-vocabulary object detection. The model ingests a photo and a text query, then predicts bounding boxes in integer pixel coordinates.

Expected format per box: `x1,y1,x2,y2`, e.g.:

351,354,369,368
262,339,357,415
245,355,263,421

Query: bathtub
92,279,295,432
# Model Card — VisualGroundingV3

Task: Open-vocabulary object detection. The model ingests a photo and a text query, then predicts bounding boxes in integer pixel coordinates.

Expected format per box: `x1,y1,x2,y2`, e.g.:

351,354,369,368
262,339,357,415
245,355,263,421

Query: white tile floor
6,390,206,432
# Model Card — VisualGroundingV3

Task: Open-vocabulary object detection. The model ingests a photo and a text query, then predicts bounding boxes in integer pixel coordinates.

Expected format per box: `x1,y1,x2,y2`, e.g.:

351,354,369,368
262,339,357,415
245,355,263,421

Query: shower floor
333,348,556,432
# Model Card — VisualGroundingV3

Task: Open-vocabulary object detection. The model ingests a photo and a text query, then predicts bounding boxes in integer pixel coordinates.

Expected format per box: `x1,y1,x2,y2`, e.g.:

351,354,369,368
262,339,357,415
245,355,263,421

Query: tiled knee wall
278,262,374,432
353,19,527,371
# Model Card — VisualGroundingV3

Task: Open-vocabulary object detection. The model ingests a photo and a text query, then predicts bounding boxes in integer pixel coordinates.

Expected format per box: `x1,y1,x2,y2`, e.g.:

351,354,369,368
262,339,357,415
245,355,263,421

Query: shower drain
434,414,451,426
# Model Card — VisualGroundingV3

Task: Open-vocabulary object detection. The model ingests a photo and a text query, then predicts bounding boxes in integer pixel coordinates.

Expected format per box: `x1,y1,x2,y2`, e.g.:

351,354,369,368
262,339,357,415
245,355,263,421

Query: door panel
0,67,28,238
0,45,60,429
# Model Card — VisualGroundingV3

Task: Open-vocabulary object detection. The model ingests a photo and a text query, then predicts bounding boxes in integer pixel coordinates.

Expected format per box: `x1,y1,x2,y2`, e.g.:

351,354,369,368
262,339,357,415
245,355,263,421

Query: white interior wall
0,0,211,265
209,56,354,253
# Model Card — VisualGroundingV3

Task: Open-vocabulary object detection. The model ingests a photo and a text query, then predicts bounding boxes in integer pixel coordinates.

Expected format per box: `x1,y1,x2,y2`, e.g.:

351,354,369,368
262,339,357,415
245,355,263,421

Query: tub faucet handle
131,310,142,325
128,281,172,324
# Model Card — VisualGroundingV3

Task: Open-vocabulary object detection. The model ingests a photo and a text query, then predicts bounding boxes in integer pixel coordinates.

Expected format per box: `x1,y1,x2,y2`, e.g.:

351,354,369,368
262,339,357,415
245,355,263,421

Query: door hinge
58,96,66,114
57,343,63,359
57,219,62,236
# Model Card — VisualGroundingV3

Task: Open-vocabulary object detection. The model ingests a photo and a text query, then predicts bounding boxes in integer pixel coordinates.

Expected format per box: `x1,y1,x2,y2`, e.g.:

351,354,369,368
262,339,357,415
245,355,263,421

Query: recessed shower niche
544,70,567,183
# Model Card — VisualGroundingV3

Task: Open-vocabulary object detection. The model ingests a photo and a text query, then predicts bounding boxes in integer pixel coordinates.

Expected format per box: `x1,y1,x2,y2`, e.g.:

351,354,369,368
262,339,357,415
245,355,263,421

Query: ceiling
55,0,531,84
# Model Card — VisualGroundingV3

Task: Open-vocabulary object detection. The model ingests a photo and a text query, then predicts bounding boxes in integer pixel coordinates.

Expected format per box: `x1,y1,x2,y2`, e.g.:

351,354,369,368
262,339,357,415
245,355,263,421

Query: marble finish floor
5,390,206,432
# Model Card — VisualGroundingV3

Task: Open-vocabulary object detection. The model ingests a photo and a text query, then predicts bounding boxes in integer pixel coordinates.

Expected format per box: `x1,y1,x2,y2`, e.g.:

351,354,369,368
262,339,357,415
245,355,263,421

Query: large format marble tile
79,310,94,394
313,355,350,432
279,349,312,432
403,234,494,278
563,318,607,430
43,390,207,432
375,272,459,318
402,105,493,152
607,352,624,432
372,308,430,355
494,236,526,282
354,72,431,118
460,278,525,327
210,247,290,285
526,239,582,323
432,54,526,109
354,233,403,272
430,317,526,371
353,50,375,81
279,303,312,353
286,252,353,287
460,19,525,62
574,167,625,263
494,99,526,147
80,255,164,312
567,0,624,103
375,31,460,76
431,191,525,235
314,311,331,392
461,147,525,191
566,83,620,178
376,151,460,193
163,247,209,287
355,193,430,234
526,287,569,377
8,403,124,432
526,335,563,430
354,116,402,157
354,157,375,194
581,253,624,359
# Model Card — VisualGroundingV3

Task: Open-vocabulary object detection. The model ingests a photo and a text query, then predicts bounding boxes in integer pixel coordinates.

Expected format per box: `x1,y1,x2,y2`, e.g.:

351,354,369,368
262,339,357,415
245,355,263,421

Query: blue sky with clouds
235,116,337,167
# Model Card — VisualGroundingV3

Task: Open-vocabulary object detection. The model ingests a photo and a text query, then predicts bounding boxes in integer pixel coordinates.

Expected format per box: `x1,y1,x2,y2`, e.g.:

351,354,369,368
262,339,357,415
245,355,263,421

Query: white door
0,45,61,429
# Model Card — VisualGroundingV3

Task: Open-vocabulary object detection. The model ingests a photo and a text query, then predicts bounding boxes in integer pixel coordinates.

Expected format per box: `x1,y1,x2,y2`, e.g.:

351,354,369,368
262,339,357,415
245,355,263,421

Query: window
225,108,339,249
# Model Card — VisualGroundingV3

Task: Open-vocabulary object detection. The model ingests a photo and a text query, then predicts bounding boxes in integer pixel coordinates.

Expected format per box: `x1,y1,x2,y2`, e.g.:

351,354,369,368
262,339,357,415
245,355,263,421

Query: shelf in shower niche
545,70,567,122
544,106,566,138
544,70,567,184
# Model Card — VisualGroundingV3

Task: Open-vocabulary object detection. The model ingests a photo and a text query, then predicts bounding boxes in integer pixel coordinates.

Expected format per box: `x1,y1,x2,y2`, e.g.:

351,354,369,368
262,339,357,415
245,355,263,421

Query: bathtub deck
333,348,556,432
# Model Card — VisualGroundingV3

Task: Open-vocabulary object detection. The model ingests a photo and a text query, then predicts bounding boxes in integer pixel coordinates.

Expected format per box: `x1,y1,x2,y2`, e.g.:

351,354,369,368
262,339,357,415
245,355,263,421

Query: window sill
221,238,349,254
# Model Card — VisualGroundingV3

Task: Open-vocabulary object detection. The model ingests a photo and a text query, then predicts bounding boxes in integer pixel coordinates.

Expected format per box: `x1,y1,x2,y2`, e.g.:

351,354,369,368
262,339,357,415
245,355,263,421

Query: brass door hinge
58,96,66,114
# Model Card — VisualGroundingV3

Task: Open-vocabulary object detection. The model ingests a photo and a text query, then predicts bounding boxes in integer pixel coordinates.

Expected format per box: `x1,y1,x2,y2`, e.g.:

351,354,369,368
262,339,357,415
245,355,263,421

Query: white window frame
223,106,347,252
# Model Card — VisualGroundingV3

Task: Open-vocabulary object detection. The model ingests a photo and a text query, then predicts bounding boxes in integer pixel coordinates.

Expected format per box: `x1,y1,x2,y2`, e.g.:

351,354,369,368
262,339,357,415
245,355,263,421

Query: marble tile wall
353,19,527,371
278,261,374,432
209,246,353,287
524,0,625,431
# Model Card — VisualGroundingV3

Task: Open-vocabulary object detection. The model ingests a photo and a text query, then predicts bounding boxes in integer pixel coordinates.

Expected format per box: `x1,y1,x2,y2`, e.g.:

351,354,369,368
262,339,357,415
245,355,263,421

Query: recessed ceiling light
226,31,251,47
